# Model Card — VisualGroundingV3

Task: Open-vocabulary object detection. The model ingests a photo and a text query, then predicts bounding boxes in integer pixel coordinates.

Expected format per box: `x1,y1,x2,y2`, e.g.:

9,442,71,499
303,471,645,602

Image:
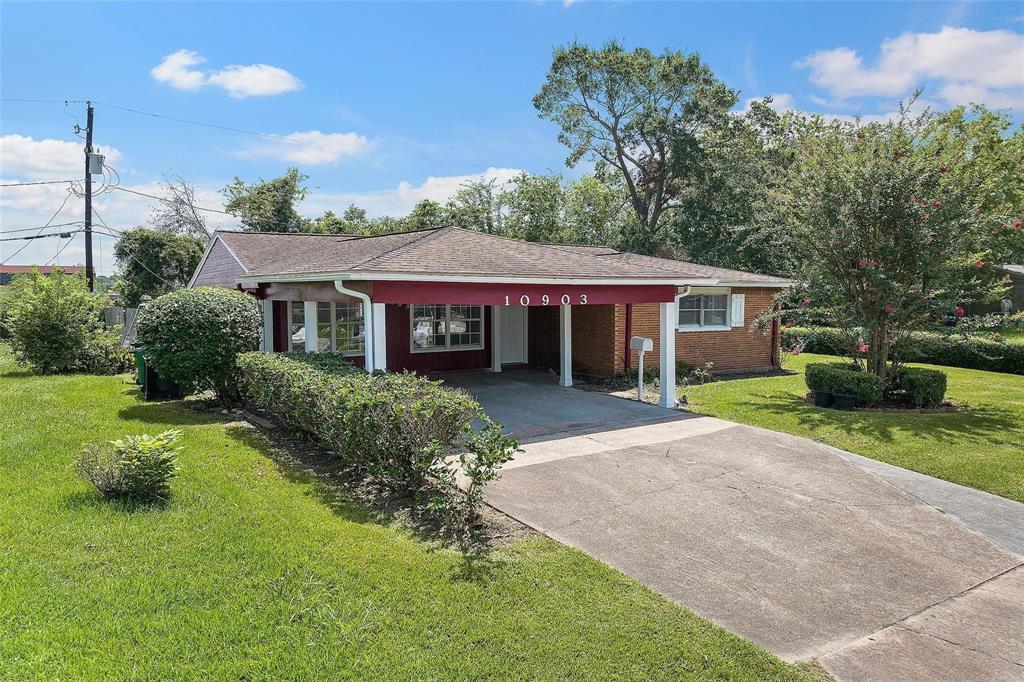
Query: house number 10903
503,294,588,306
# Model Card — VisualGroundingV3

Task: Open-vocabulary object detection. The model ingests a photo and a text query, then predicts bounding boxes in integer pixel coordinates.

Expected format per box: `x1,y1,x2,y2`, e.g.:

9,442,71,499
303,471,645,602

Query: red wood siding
385,304,491,372
373,281,675,306
192,238,245,288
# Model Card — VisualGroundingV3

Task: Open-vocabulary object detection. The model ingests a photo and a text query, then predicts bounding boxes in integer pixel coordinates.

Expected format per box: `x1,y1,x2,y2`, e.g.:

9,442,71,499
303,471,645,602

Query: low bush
279,351,361,376
784,326,1024,375
236,353,519,535
891,367,948,408
804,362,885,406
136,287,262,402
74,327,134,375
76,430,181,501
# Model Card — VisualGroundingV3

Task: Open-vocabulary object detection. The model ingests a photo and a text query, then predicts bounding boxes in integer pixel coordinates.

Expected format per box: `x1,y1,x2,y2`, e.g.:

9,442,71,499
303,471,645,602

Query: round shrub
136,287,261,402
892,367,947,408
804,362,885,406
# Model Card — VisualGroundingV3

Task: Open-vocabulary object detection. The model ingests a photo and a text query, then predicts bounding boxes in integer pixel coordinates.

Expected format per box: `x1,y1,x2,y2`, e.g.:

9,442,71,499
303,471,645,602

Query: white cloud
301,167,523,218
150,49,207,91
0,134,122,180
239,130,375,166
796,26,1024,110
740,92,796,113
151,49,303,98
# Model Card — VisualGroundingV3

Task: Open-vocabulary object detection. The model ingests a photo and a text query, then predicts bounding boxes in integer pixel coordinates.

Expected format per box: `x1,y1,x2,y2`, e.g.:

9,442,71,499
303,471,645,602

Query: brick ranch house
189,227,791,409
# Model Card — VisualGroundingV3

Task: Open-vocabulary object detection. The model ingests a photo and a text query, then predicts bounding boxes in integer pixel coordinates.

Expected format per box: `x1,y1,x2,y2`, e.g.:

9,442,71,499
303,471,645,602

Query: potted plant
832,392,857,411
813,389,834,408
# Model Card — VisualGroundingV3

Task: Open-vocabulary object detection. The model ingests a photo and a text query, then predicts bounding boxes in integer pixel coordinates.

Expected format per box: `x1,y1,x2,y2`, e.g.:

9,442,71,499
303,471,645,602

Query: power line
1,189,75,265
110,185,235,216
0,229,83,243
0,221,84,235
0,179,76,188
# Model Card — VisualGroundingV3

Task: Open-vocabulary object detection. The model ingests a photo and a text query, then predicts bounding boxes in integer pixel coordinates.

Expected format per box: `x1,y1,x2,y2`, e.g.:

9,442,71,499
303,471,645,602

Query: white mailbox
630,336,654,401
630,336,653,353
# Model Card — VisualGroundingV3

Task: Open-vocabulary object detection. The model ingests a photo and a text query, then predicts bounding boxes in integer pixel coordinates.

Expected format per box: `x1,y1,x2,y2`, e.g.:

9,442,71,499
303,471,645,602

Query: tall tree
149,175,209,237
767,105,1022,384
446,178,506,235
113,227,206,306
222,168,310,232
534,40,736,252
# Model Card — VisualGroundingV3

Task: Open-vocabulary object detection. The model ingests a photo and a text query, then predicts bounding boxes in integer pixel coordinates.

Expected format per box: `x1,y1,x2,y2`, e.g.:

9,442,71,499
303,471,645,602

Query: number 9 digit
542,294,550,305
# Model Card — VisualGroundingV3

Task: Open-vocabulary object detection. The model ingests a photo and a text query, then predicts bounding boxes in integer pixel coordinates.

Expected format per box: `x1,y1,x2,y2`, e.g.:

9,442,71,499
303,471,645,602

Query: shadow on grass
63,488,171,514
118,399,226,426
749,392,1020,447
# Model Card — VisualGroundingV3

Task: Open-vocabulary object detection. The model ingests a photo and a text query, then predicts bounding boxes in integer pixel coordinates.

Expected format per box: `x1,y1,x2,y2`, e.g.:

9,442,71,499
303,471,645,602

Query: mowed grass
0,345,813,681
683,353,1024,503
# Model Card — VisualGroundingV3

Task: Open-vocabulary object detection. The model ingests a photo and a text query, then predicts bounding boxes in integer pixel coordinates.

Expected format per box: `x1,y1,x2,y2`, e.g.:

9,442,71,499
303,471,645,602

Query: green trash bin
133,349,182,400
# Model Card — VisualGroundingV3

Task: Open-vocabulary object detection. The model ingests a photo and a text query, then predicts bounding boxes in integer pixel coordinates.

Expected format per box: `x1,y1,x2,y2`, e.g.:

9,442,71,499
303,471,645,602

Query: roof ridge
347,226,449,271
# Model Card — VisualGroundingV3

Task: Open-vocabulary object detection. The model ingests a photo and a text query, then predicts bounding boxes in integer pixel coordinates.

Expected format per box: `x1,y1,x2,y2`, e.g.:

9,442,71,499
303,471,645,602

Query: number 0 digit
520,295,530,306
560,294,570,305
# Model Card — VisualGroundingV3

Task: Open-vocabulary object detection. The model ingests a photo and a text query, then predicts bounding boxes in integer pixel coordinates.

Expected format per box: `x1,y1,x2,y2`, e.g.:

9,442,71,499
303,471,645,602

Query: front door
500,306,528,365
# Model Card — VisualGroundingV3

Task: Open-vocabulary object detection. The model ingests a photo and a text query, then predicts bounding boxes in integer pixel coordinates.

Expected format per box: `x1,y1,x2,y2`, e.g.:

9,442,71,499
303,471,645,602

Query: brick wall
568,288,779,376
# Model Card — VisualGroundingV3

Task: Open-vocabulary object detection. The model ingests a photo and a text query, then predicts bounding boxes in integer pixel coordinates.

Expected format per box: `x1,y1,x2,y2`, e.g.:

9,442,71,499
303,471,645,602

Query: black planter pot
813,389,835,408
833,392,857,411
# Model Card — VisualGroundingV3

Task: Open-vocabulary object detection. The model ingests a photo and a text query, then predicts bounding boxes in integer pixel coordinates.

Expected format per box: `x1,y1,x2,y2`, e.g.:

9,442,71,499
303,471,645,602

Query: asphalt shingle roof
216,226,789,285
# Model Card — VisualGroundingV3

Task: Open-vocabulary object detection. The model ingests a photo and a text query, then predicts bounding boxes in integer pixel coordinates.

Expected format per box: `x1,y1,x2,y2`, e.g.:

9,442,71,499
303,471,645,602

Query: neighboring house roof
0,265,84,275
213,226,791,286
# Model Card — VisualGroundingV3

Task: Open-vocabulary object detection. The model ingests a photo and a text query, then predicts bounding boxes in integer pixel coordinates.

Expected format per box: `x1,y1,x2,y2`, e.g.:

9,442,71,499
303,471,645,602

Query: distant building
0,265,83,285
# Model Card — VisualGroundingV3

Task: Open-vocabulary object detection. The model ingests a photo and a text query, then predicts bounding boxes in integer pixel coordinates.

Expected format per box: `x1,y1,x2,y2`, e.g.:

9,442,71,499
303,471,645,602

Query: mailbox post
630,336,654,401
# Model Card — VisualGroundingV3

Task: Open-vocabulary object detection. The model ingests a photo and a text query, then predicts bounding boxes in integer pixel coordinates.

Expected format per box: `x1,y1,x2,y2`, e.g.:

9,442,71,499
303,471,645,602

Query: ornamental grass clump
76,430,181,502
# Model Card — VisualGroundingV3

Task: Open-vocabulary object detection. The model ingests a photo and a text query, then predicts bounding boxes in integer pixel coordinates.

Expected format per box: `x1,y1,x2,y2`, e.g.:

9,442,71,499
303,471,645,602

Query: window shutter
730,294,745,327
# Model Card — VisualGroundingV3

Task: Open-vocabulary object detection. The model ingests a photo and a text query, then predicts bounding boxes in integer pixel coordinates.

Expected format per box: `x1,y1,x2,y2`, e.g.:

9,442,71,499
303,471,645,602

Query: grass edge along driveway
0,345,817,681
683,353,1024,504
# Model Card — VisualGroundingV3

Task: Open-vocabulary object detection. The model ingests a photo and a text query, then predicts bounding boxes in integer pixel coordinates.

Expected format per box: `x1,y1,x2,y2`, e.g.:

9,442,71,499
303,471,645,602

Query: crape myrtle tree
768,103,1023,386
534,40,736,253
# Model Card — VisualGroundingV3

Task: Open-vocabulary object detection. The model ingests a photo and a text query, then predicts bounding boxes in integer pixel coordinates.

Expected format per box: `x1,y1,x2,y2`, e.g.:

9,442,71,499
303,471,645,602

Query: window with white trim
411,304,483,352
288,300,364,354
317,301,365,355
678,291,729,329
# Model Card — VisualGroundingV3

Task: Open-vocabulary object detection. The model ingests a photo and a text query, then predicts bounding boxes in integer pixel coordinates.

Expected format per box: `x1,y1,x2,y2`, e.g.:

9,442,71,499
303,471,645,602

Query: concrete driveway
443,370,1024,680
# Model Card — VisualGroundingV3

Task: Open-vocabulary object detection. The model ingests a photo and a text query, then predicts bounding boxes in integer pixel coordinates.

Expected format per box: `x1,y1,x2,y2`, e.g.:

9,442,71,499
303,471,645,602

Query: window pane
335,302,364,354
679,296,701,310
412,304,446,350
704,309,727,326
289,301,305,352
705,294,727,311
679,310,700,326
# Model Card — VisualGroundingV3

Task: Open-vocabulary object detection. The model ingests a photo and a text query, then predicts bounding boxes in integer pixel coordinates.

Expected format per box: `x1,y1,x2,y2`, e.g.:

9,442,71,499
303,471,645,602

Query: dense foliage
804,362,885,407
75,430,181,501
113,227,206,306
784,326,1024,376
891,367,948,408
6,268,129,374
236,353,519,535
136,287,262,402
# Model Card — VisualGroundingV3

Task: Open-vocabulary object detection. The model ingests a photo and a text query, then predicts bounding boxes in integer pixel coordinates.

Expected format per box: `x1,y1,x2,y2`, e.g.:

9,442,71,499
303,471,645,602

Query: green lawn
0,345,813,681
1002,327,1024,344
683,353,1024,503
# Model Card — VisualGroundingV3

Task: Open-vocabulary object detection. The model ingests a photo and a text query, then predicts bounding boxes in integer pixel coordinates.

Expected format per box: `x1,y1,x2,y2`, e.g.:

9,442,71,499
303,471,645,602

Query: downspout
672,286,691,369
334,279,373,372
624,304,633,372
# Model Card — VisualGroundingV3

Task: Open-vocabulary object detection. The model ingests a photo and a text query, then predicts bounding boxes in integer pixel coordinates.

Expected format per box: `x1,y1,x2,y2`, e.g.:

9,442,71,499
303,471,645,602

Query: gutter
334,279,374,372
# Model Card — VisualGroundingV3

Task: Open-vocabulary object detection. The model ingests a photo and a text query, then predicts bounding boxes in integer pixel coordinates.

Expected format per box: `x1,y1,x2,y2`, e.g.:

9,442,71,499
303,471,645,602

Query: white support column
303,300,318,353
559,304,572,387
261,299,274,352
658,301,677,408
371,302,387,371
490,305,502,372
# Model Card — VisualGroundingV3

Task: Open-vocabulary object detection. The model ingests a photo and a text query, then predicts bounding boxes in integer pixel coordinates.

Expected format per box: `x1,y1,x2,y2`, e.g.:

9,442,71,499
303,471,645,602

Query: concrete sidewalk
485,415,1024,679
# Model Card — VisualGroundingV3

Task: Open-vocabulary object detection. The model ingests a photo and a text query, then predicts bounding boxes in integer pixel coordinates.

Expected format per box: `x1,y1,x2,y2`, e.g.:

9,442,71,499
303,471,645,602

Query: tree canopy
113,227,206,306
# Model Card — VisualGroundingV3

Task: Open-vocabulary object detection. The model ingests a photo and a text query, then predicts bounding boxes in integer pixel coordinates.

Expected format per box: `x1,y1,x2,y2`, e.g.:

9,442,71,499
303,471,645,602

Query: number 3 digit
579,294,588,305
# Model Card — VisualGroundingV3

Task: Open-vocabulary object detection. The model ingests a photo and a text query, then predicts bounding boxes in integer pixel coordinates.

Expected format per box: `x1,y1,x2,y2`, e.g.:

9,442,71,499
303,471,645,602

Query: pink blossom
938,166,948,173
883,305,893,314
791,346,803,356
975,260,985,269
857,342,870,354
955,306,965,317
800,297,812,308
1015,220,1022,229
933,200,942,208
784,320,794,328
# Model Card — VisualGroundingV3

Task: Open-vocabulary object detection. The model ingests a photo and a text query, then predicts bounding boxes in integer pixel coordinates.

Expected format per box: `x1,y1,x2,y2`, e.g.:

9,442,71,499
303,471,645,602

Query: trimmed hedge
892,367,947,408
236,352,520,540
785,326,1024,376
804,362,885,407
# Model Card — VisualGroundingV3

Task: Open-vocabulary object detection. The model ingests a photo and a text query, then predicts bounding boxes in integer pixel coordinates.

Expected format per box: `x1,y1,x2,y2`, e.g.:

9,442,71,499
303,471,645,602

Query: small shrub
136,287,262,402
892,367,947,408
280,351,361,376
75,327,134,374
805,362,885,406
76,430,181,501
7,268,100,374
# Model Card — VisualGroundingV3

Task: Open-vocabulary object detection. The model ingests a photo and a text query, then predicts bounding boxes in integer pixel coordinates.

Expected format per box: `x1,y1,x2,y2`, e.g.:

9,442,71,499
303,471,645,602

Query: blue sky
2,1,1022,273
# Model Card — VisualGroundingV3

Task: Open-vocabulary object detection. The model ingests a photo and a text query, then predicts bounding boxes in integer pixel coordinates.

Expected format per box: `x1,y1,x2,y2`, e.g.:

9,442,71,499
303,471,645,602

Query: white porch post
559,304,572,387
658,302,677,408
303,301,318,353
371,302,387,371
490,305,502,372
261,299,273,352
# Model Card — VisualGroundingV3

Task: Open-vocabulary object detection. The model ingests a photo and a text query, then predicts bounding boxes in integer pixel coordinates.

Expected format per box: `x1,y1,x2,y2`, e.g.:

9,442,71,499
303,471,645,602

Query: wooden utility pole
83,101,95,291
